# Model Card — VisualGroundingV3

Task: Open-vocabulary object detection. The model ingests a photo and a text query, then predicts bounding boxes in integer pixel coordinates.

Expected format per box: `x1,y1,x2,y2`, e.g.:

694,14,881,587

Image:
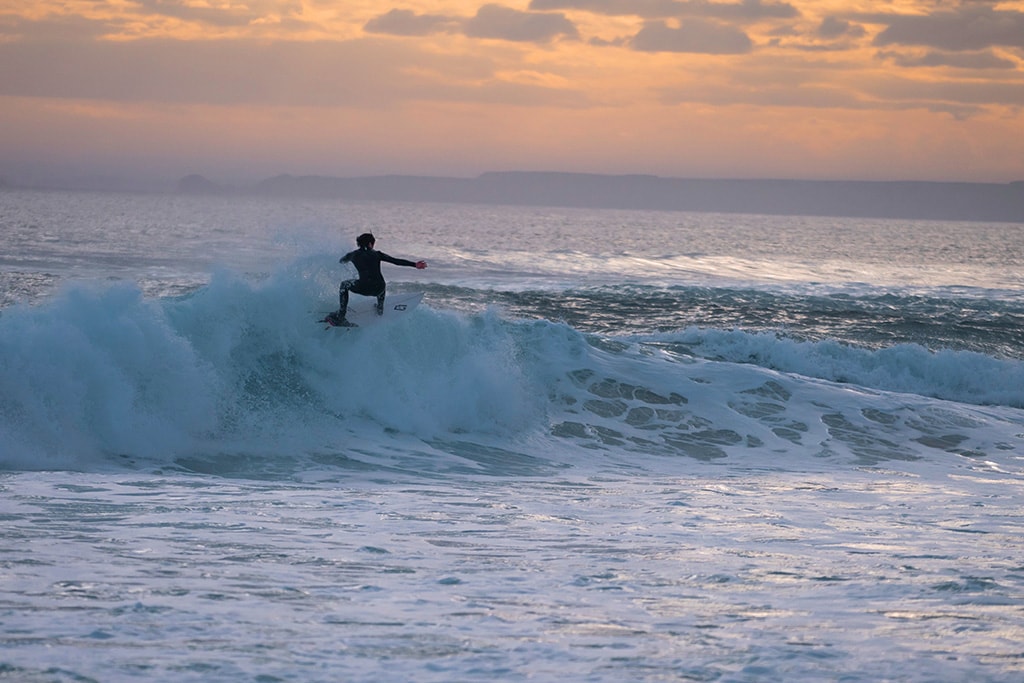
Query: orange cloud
0,1,1021,184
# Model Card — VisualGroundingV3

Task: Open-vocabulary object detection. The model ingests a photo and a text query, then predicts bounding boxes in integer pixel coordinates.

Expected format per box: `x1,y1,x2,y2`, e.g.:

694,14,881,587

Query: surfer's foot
324,311,356,327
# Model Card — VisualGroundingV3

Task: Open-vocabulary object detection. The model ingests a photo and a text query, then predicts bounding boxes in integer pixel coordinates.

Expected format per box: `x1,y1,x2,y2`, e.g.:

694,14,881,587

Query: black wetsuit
337,247,417,318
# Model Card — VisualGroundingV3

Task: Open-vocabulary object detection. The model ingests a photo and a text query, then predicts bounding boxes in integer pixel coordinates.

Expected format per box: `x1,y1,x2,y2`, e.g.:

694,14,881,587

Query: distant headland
175,171,1024,223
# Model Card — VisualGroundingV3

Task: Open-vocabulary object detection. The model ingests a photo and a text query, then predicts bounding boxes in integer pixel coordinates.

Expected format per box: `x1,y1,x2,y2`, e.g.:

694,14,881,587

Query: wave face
3,264,1023,475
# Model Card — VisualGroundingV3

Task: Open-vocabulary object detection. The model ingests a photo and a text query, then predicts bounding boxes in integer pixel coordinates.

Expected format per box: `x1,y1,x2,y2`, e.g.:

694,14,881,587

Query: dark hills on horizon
177,171,1024,223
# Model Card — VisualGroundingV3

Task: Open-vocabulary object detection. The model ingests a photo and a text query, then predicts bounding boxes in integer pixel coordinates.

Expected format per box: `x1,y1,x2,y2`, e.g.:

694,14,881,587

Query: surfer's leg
376,285,386,315
338,279,357,317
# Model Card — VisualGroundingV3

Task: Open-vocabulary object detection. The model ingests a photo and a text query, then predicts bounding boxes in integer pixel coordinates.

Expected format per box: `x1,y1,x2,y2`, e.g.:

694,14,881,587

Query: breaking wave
2,264,1023,475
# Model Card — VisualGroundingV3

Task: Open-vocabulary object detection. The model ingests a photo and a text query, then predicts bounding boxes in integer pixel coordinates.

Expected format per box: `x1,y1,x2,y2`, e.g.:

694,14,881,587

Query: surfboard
319,291,423,329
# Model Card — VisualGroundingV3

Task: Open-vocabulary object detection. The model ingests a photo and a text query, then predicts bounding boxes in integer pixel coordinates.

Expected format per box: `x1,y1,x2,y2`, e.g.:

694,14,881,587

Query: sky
1,0,1023,188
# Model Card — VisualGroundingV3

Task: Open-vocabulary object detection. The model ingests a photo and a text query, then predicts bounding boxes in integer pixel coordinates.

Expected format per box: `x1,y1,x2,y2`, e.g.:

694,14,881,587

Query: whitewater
1,189,1023,681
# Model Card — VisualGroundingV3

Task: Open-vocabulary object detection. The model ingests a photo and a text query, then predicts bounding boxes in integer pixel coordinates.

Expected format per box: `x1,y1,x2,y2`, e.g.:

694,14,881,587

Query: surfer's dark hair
356,233,375,248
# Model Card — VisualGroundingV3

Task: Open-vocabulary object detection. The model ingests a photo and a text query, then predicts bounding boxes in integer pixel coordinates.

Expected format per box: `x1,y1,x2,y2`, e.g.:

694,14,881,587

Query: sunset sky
1,1,1023,187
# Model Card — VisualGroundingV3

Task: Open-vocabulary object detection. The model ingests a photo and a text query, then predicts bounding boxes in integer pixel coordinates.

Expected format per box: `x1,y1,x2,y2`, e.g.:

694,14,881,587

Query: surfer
324,233,426,327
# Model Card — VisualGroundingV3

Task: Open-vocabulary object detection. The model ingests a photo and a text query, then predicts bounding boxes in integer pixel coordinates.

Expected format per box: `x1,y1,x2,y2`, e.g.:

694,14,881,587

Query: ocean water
1,189,1023,682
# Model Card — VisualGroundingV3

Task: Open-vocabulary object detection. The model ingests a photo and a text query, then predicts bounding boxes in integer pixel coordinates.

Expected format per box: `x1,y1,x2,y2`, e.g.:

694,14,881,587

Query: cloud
1,0,315,41
0,39,407,107
677,0,798,22
466,4,581,43
530,0,679,17
652,53,1024,119
631,19,752,54
364,4,579,44
879,49,1017,70
0,37,582,108
816,16,865,40
132,0,293,28
0,13,113,42
656,79,985,119
364,9,458,37
464,4,579,43
872,7,1024,51
529,0,799,22
866,75,1024,110
764,15,866,51
658,80,869,109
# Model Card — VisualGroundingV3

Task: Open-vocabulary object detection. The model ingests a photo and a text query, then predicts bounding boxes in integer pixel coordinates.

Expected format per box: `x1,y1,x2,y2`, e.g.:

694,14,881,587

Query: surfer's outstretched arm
380,253,427,269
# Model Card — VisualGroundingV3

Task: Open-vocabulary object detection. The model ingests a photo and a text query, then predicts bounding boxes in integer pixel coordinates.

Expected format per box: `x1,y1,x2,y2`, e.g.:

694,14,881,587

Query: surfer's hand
415,261,427,269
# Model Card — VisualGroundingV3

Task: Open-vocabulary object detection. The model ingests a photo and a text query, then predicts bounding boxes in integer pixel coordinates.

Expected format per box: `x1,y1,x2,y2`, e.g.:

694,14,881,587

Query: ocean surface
1,189,1023,682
